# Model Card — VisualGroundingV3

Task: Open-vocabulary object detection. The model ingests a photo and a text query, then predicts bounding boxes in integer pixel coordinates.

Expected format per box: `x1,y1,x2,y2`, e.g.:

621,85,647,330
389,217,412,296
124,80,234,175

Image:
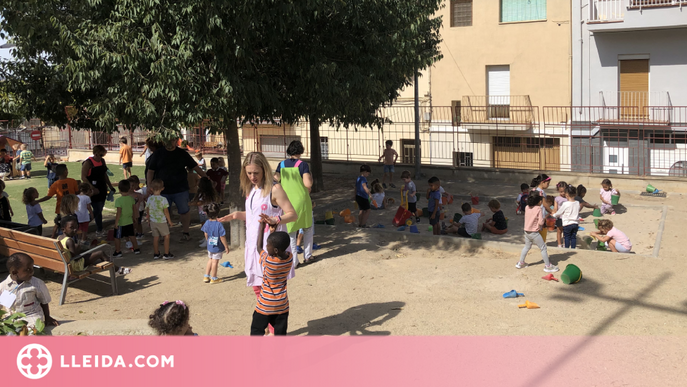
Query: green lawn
4,162,146,225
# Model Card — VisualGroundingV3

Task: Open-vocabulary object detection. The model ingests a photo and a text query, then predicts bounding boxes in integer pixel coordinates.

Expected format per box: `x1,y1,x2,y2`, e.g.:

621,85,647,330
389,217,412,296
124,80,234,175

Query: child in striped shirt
250,216,293,336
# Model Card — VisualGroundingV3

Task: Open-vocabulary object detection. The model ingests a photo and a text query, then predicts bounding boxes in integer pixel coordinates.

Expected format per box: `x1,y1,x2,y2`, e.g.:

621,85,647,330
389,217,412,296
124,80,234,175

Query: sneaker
296,246,304,254
516,210,522,215
136,233,144,238
163,253,175,260
416,217,421,223
544,264,560,273
389,183,396,188
199,240,207,248
133,249,141,255
382,183,387,189
115,267,132,277
153,253,161,260
203,275,211,283
558,245,563,248
312,243,321,250
515,261,527,269
126,241,133,249
96,231,105,238
210,277,222,284
610,211,616,216
112,251,122,258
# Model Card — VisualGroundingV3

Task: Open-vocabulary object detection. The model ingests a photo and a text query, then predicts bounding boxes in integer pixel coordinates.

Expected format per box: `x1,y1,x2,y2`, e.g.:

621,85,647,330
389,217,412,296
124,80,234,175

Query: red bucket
546,217,556,231
471,196,479,205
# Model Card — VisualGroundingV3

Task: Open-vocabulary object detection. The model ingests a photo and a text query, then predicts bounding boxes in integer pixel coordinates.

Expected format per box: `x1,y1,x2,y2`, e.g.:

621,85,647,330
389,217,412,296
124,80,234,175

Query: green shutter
500,0,547,23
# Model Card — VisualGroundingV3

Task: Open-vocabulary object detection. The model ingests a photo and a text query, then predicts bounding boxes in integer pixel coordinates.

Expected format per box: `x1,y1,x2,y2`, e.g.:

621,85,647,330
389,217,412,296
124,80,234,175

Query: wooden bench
0,228,118,305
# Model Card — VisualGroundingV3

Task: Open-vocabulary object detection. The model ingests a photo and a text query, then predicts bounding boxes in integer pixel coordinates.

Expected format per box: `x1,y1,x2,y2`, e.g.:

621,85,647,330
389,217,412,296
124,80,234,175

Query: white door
320,137,329,160
603,141,629,174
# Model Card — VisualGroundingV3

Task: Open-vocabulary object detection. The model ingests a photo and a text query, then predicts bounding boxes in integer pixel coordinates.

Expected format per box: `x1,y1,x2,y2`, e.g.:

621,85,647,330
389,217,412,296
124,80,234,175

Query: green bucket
592,208,602,217
646,184,656,193
471,233,482,240
583,236,594,250
594,219,599,228
561,264,582,284
597,241,607,251
611,195,619,205
453,213,462,223
315,220,326,225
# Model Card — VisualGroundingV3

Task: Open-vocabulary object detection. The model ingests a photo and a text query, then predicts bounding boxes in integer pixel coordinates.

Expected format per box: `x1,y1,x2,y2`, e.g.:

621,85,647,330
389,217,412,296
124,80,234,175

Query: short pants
355,195,371,211
407,202,417,213
429,211,441,226
115,224,135,239
162,191,190,215
208,251,224,260
69,256,86,272
20,163,32,171
122,162,133,169
150,222,170,237
383,165,394,174
614,242,631,253
78,222,89,233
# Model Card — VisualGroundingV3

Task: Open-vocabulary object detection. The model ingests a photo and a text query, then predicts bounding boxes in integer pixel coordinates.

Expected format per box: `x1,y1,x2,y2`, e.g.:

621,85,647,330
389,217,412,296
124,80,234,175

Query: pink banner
2,336,685,386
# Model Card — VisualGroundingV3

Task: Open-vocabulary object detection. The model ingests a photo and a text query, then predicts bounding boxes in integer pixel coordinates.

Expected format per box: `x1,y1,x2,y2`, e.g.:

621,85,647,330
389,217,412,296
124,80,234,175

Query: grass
4,162,146,225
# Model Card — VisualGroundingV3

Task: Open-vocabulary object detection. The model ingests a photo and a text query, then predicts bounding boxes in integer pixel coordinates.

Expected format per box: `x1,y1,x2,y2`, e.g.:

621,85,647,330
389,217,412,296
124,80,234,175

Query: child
200,203,230,284
113,179,140,257
543,196,556,233
515,183,529,215
251,217,292,336
554,181,568,248
378,140,399,189
148,300,195,335
128,175,146,241
447,202,480,238
553,185,580,249
0,180,13,222
44,154,58,188
206,157,229,195
482,199,508,234
355,164,372,228
59,216,131,278
0,148,12,181
599,178,620,215
18,144,33,179
370,180,392,209
591,219,632,253
118,137,133,179
0,253,59,329
75,183,94,245
218,156,228,203
531,174,552,240
517,193,559,272
23,187,48,235
191,177,220,248
401,170,419,222
426,176,442,235
195,151,206,171
145,179,175,260
575,185,598,212
37,164,80,237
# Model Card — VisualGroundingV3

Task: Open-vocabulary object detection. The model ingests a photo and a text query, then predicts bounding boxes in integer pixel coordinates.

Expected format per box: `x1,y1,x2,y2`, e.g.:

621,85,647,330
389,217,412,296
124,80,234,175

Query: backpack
519,193,529,212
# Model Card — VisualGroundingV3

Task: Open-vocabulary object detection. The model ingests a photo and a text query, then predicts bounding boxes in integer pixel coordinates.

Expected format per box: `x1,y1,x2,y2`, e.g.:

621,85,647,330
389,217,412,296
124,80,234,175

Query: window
609,155,618,163
451,100,462,126
451,0,472,27
320,137,329,160
500,0,547,23
454,152,473,167
401,139,416,164
487,65,510,119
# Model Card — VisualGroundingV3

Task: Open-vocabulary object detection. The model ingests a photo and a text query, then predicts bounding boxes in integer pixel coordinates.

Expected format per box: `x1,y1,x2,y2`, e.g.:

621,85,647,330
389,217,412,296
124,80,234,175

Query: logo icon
17,344,52,380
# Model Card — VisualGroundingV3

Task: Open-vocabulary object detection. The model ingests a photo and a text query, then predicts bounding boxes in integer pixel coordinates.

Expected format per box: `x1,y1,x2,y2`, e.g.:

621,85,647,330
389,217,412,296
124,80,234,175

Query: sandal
182,232,191,241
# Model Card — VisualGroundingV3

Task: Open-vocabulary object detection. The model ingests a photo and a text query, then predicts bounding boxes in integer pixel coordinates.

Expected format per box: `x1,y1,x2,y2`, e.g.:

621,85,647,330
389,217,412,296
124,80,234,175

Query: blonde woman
220,152,297,332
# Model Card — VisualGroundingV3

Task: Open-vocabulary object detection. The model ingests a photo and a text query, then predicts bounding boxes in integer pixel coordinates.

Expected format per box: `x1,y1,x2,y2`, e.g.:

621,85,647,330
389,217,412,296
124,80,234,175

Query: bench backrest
0,228,67,273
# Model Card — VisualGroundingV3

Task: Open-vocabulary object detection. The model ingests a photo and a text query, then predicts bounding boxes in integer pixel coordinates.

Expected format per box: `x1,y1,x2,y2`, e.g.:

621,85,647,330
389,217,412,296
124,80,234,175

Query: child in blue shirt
355,164,372,228
426,176,442,235
200,203,230,284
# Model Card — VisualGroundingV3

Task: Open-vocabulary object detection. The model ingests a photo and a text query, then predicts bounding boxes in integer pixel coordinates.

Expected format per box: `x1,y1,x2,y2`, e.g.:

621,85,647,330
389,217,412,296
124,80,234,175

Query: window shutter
488,66,511,105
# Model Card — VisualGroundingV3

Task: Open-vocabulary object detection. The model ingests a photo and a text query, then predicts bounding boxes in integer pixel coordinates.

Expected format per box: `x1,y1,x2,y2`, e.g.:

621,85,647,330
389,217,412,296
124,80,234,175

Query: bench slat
0,238,63,260
0,228,57,249
0,246,66,272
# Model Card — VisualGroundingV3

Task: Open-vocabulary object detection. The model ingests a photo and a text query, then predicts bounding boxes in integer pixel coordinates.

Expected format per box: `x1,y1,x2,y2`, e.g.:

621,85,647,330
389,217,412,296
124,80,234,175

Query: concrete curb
47,319,155,336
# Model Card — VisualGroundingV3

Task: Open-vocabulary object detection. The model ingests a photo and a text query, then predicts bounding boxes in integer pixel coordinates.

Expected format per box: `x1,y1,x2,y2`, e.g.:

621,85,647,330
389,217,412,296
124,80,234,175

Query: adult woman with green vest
275,140,315,265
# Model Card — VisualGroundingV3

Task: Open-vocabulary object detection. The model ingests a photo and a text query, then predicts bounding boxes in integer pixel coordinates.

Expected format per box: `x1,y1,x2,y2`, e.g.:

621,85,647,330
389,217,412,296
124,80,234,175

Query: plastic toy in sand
611,194,620,205
372,224,385,229
502,290,524,298
517,301,540,309
220,261,233,268
409,225,419,233
397,226,406,232
343,215,355,224
392,191,413,227
406,219,413,227
416,208,423,217
339,209,351,217
561,264,582,284
592,208,602,217
646,184,659,194
325,211,335,225
546,217,556,231
541,274,559,282
470,193,479,205
453,213,462,223
428,225,433,232
471,233,482,240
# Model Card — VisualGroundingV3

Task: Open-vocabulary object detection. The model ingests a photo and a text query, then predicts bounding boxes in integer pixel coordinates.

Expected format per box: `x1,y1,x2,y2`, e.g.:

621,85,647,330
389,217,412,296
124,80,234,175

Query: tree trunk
309,114,325,193
224,118,245,247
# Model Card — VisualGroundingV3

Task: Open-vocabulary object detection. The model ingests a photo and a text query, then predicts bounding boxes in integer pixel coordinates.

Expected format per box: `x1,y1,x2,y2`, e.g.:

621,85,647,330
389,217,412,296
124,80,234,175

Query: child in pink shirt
517,192,559,272
591,219,632,253
599,178,620,215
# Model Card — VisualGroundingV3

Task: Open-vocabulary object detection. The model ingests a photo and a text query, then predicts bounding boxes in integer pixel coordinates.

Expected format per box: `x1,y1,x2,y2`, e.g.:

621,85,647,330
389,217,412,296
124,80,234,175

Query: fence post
346,127,350,161
68,124,73,149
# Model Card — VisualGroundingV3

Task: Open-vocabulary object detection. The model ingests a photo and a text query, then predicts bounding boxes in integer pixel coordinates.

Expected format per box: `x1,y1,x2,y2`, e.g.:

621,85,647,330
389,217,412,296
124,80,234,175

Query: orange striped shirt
255,251,293,315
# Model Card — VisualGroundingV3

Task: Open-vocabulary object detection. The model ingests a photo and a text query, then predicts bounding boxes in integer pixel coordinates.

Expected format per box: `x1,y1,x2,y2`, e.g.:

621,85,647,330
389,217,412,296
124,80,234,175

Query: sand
27,176,687,336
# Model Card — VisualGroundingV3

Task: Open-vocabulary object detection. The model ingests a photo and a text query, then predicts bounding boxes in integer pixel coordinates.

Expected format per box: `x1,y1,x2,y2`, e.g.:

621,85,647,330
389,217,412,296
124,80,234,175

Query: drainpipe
579,1,587,114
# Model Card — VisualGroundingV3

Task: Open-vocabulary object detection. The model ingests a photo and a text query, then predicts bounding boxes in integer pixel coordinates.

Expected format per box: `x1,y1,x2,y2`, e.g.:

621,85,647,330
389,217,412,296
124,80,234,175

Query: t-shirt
47,178,80,214
197,158,206,171
371,193,385,209
119,144,133,163
404,181,417,203
459,212,480,235
574,195,587,205
356,176,368,199
20,150,33,165
554,201,580,227
147,147,199,194
75,194,91,223
600,188,618,204
428,190,442,212
45,162,57,179
554,195,568,209
0,275,51,327
115,195,136,226
606,227,632,250
145,195,169,223
201,220,226,253
492,210,508,230
26,203,43,227
206,168,229,193
255,250,293,315
276,159,310,177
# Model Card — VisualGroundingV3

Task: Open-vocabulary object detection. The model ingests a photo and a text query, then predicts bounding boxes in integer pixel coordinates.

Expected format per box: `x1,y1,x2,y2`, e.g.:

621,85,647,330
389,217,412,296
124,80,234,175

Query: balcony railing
589,0,687,22
461,96,536,125
598,91,672,121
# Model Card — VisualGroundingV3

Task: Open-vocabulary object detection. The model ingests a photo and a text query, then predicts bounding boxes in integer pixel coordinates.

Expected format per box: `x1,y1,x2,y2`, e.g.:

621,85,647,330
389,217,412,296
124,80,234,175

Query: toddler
591,219,632,253
370,180,392,209
517,193,559,272
426,177,442,235
0,180,13,222
192,177,220,248
118,137,133,179
553,185,580,248
554,181,568,248
515,183,529,215
113,179,140,257
599,178,620,215
19,144,33,179
401,170,419,222
75,183,94,245
128,175,147,241
201,203,230,284
37,163,80,238
44,154,58,188
251,218,292,336
195,151,206,171
378,140,398,189
0,253,59,329
531,174,553,240
447,202,480,238
54,194,79,239
482,199,508,235
0,149,11,181
206,158,229,195
23,187,47,235
149,300,196,335
145,179,175,260
355,164,372,228
575,185,598,212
